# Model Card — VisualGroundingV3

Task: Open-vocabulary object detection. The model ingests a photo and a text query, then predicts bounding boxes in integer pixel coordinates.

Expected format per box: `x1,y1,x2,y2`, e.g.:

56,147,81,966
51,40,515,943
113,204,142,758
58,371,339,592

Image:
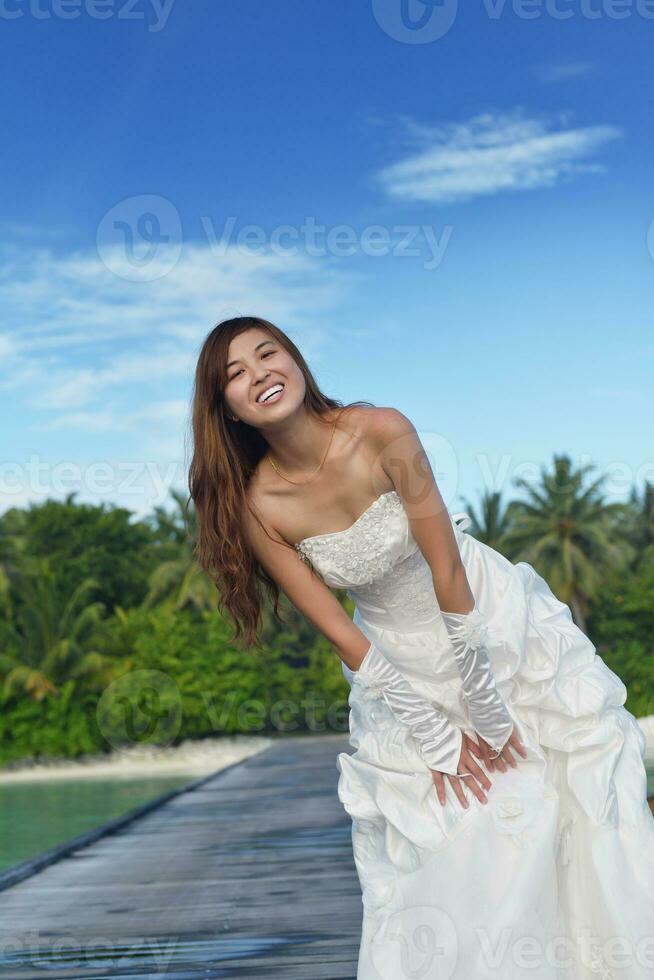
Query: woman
189,315,654,980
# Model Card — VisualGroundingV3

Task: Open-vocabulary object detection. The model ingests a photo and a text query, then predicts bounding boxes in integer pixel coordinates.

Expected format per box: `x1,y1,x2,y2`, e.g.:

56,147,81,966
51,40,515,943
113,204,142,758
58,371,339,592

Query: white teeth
258,383,284,403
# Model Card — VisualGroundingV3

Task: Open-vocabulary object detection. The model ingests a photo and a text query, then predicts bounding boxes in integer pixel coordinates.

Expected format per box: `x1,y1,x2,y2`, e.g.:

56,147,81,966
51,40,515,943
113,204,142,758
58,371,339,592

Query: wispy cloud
0,240,350,426
535,62,596,83
37,398,191,461
373,110,622,205
0,238,355,513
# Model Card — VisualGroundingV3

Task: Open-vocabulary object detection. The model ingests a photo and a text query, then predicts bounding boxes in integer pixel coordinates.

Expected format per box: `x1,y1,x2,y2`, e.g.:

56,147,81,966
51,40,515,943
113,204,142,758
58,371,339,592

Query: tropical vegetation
1,456,652,765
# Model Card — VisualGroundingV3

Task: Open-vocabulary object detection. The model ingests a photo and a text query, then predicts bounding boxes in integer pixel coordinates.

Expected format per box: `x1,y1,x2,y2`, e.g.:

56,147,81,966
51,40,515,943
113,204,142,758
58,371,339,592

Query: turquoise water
0,772,199,874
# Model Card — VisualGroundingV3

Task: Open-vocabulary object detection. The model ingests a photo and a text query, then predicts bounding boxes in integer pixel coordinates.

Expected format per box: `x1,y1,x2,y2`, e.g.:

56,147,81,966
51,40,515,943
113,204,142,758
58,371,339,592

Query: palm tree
142,489,216,612
498,454,633,632
0,507,26,623
458,490,514,550
0,557,112,700
623,480,654,557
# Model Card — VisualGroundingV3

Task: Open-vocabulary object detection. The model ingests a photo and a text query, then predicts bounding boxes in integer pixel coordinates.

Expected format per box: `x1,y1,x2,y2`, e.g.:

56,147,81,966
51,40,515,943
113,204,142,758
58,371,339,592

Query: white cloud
36,399,191,463
0,239,355,514
40,398,188,433
0,241,351,420
373,110,622,205
0,333,14,358
535,62,596,83
36,409,119,432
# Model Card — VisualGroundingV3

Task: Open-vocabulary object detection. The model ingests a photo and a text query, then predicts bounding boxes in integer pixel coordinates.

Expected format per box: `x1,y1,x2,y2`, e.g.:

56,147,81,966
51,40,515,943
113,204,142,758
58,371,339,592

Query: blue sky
1,1,653,521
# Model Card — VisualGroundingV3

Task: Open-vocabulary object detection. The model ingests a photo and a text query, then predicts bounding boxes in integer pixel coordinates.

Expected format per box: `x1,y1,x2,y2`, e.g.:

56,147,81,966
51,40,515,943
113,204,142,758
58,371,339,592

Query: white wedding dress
294,490,654,980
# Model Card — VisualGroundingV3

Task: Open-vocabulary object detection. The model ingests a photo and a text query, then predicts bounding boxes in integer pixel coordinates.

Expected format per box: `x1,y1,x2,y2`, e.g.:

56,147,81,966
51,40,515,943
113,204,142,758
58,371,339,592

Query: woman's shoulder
354,404,414,446
245,404,405,499
309,404,411,466
335,402,406,429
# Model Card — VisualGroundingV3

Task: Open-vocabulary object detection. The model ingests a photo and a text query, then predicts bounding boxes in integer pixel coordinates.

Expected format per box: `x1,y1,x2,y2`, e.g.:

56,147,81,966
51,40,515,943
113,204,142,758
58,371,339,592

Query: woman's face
223,328,305,425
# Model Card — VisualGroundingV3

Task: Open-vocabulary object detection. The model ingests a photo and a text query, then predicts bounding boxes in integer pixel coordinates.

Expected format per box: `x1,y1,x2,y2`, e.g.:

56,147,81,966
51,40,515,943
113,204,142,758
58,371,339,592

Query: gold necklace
267,418,338,485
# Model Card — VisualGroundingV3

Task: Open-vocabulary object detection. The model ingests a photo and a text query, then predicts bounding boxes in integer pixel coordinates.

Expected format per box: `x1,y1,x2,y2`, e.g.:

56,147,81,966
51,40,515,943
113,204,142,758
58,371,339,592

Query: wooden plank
0,734,361,979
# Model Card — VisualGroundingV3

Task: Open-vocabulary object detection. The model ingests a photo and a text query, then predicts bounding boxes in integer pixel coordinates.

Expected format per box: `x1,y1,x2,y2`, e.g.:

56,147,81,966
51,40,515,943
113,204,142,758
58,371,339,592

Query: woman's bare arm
369,407,476,613
242,498,371,669
370,407,526,778
242,484,495,803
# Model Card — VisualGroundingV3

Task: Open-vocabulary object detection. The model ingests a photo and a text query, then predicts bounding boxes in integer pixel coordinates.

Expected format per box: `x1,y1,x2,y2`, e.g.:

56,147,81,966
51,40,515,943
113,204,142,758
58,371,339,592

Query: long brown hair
187,315,372,650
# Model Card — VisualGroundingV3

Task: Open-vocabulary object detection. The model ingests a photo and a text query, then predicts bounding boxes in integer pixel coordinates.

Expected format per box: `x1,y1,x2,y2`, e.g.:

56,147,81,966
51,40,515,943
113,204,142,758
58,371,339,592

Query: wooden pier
0,734,361,979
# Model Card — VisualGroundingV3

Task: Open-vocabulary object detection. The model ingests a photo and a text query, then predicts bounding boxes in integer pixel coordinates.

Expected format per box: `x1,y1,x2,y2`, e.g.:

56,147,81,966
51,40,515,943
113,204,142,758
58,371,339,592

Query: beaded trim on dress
294,490,400,553
294,490,472,566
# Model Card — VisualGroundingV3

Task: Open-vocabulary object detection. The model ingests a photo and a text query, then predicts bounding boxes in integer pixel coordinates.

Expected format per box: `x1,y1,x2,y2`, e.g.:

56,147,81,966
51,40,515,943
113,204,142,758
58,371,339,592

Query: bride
189,315,654,980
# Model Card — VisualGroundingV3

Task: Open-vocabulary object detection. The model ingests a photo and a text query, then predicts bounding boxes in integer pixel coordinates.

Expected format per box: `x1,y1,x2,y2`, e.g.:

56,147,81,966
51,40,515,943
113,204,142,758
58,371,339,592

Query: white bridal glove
440,603,514,759
354,641,469,777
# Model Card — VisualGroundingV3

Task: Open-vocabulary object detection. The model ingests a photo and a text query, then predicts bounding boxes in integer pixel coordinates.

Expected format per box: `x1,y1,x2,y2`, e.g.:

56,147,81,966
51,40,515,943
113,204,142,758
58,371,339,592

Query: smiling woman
226,340,287,404
187,314,374,649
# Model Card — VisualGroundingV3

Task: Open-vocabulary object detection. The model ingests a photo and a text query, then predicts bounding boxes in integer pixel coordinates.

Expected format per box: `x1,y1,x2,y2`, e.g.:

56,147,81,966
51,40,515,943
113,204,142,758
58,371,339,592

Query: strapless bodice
294,490,471,634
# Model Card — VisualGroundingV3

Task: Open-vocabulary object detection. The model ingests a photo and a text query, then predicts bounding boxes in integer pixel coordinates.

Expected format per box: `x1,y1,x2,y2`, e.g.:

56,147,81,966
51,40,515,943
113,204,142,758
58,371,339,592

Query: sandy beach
1,716,653,786
0,734,274,784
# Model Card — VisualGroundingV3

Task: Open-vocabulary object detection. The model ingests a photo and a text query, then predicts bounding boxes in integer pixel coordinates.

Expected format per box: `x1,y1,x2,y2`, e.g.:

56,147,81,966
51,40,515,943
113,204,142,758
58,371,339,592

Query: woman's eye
229,350,275,381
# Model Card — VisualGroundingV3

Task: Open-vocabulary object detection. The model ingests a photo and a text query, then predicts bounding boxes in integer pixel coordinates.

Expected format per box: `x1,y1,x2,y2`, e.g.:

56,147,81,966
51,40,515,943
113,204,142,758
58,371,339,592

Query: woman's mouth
256,383,285,406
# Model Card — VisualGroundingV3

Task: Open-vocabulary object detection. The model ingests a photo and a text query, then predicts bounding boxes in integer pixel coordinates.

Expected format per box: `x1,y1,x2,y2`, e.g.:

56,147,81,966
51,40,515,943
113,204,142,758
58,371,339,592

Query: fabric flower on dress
439,607,506,679
352,670,386,702
489,787,543,850
443,607,490,648
441,606,505,650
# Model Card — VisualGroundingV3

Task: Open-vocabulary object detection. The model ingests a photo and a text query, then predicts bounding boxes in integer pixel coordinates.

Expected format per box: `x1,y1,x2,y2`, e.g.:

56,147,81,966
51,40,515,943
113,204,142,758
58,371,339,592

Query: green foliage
3,492,157,614
0,680,99,764
462,455,635,635
1,471,653,766
588,546,654,717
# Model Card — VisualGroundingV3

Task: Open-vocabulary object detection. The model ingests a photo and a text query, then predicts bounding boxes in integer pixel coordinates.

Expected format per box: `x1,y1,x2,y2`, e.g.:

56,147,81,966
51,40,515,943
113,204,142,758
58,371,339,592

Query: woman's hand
478,726,528,773
430,731,492,809
430,726,528,808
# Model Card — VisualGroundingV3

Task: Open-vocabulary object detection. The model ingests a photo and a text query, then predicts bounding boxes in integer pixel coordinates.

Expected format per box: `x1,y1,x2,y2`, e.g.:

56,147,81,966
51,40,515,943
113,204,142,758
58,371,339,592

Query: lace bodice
295,491,471,634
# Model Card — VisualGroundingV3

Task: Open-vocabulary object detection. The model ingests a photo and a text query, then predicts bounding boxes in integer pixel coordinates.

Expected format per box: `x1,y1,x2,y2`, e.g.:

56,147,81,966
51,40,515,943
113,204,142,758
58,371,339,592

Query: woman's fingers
470,733,507,774
461,737,492,794
480,735,507,772
486,727,528,769
495,736,526,768
449,775,471,808
432,727,531,809
430,766,482,808
478,739,495,773
510,729,529,758
462,753,492,794
431,770,447,806
465,732,498,774
432,727,530,810
465,734,483,760
464,732,494,773
448,763,488,807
